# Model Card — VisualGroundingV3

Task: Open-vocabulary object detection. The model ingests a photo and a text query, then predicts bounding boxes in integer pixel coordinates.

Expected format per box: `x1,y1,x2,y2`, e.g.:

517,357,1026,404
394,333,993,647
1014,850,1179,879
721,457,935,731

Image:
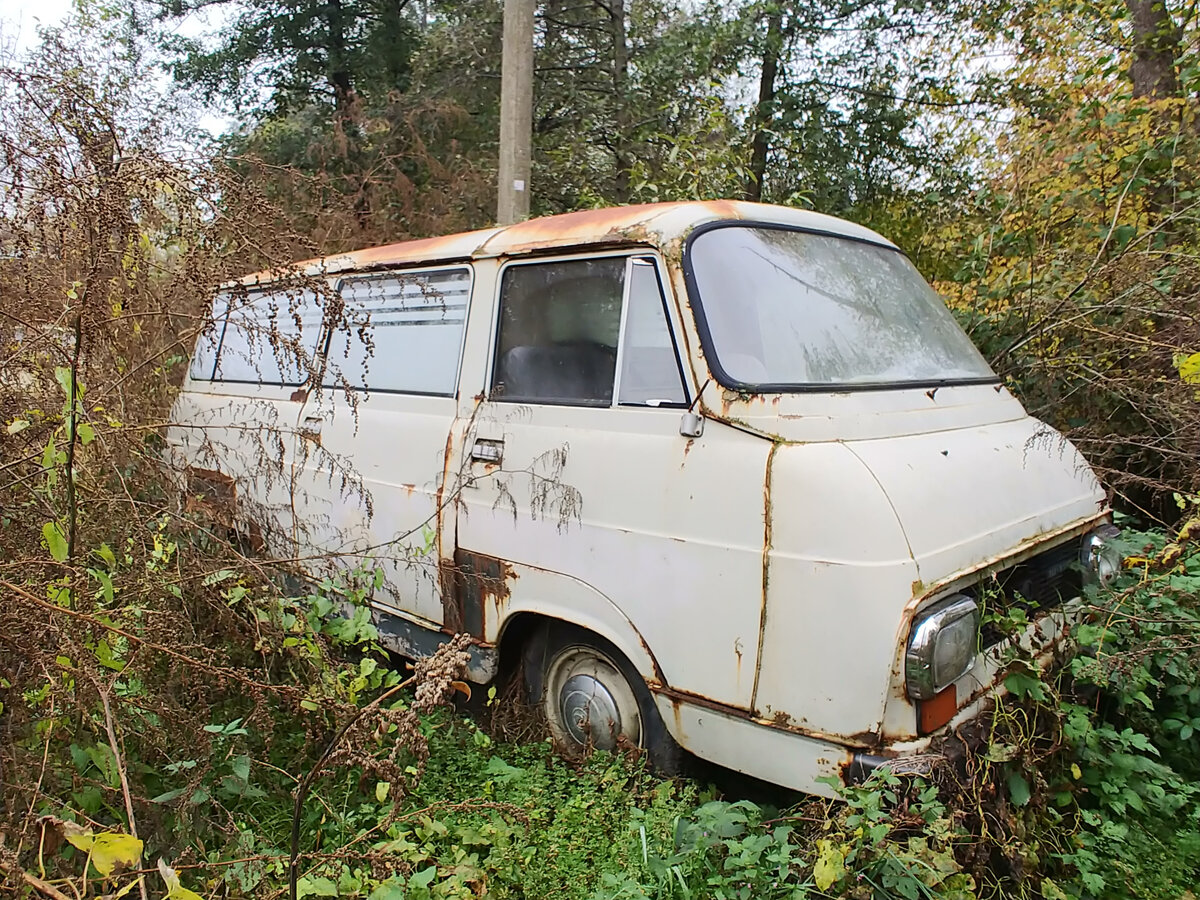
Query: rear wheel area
522,621,682,774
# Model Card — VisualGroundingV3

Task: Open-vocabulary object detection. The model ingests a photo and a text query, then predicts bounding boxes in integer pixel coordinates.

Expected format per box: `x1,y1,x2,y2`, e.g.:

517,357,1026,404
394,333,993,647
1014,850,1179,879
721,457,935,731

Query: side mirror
679,412,704,438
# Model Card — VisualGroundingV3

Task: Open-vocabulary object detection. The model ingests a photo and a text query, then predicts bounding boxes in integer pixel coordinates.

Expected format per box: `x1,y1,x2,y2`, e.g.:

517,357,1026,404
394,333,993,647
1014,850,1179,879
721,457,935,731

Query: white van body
168,202,1114,794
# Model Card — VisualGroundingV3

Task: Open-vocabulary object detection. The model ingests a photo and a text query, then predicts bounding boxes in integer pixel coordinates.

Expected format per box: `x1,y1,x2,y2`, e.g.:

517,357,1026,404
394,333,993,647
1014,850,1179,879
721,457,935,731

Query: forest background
1,1,1199,899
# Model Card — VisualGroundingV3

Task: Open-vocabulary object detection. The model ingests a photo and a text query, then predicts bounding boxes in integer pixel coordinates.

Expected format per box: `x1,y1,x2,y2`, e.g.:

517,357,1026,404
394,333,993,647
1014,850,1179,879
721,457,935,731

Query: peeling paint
657,685,882,749
232,201,760,287
749,441,780,714
441,549,518,638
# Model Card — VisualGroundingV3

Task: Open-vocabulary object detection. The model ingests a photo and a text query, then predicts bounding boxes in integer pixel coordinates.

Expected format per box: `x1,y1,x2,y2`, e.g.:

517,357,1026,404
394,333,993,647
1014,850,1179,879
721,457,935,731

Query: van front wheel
523,622,682,774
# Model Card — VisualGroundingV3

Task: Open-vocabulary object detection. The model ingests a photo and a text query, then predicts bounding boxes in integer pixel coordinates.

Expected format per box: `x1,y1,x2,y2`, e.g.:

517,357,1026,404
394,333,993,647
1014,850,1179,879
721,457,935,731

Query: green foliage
165,0,418,117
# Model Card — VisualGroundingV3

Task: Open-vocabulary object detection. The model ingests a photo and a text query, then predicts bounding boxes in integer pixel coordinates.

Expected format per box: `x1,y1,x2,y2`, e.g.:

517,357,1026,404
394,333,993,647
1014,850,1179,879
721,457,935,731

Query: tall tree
1125,0,1182,98
745,3,783,202
160,0,419,125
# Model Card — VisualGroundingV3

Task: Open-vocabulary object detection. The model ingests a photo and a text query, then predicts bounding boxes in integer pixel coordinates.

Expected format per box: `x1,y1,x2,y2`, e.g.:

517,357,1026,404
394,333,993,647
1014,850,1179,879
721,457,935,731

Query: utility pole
497,0,534,224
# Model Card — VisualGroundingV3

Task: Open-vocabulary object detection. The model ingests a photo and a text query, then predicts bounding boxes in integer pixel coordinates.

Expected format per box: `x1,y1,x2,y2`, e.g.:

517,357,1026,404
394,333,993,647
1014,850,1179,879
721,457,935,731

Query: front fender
489,561,664,685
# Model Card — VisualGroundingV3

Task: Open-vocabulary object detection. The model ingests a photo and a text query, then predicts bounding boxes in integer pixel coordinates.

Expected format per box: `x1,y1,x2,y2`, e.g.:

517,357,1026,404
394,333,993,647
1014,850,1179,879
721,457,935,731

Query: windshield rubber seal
681,219,1002,394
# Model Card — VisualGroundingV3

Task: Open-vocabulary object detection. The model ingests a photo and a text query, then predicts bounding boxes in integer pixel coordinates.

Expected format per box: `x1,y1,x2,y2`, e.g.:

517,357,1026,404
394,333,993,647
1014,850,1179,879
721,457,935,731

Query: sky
0,0,234,134
0,0,74,54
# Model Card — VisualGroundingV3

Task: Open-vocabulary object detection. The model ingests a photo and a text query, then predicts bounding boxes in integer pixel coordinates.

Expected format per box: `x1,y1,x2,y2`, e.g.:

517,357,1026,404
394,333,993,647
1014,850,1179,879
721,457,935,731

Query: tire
523,621,682,775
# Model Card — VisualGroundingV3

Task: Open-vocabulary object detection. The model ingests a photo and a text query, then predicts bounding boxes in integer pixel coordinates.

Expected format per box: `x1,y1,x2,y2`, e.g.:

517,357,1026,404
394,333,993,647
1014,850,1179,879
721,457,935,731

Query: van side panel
290,392,460,624
169,384,309,549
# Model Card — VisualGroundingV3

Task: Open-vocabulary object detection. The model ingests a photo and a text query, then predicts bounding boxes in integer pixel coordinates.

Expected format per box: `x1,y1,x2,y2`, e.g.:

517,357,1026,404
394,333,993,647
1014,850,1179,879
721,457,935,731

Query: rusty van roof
235,200,896,285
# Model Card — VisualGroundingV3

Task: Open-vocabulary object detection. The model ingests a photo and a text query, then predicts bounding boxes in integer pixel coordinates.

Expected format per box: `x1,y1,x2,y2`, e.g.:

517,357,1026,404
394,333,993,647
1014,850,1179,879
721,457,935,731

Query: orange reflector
918,684,958,735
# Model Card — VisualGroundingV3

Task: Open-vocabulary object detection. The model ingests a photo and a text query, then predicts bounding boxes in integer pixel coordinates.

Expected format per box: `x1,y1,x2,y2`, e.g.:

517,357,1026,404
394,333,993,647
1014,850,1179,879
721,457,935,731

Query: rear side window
324,268,471,395
491,255,687,407
192,288,325,385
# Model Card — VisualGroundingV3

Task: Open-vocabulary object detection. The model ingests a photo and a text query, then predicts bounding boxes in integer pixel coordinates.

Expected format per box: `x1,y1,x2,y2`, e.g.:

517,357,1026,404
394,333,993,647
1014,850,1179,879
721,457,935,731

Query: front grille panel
979,538,1082,648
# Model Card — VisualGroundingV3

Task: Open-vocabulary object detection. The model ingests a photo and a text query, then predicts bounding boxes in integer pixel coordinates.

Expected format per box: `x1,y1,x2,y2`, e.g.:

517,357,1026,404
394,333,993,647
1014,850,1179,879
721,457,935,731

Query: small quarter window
325,268,471,395
188,293,229,381
492,257,625,406
617,260,687,407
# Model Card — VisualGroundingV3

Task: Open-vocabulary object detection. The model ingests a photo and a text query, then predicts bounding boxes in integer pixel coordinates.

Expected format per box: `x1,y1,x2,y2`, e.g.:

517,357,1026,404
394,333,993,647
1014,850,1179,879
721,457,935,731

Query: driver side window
491,257,626,406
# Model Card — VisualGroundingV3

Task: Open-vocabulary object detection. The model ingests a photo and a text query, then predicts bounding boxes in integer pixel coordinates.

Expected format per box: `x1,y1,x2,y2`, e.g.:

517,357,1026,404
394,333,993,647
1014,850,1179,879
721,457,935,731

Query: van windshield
687,226,997,389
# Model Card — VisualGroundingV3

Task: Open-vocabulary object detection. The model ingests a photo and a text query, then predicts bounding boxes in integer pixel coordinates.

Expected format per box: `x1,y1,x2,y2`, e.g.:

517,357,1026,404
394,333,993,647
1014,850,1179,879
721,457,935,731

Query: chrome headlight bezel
905,594,980,701
1080,524,1122,587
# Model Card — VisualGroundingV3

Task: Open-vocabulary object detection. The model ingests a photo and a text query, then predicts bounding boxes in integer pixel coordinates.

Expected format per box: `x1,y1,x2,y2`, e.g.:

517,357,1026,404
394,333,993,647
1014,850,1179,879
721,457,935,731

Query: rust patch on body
657,685,880,749
433,426,456,551
633,628,667,684
233,201,752,286
441,549,517,638
183,467,236,525
183,467,264,551
748,441,781,712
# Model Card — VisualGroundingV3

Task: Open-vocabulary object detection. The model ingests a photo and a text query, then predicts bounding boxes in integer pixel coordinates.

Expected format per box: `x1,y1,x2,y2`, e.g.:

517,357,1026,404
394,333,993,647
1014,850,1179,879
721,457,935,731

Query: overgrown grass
5,494,1200,900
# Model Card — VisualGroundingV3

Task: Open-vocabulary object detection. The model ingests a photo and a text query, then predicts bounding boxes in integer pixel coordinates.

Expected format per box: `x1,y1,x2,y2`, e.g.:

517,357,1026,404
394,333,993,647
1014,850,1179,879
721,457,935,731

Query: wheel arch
493,582,665,689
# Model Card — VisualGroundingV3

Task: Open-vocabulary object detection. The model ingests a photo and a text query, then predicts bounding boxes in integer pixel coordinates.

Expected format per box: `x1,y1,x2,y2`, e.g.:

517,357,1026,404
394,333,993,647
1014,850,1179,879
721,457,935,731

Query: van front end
648,402,1115,796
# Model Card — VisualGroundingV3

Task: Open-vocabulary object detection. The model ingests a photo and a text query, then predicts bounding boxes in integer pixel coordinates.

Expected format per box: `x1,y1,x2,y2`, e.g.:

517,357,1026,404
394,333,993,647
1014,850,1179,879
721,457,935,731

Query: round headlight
906,594,980,701
1080,524,1122,587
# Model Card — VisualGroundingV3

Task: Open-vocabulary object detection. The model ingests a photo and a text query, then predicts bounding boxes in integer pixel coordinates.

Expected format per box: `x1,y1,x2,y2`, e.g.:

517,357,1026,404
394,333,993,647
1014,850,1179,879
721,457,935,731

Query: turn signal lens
918,684,958,735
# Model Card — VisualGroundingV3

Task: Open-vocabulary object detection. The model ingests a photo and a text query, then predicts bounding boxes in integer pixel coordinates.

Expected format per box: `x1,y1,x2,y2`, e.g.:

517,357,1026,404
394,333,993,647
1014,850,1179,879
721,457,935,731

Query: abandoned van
168,201,1120,795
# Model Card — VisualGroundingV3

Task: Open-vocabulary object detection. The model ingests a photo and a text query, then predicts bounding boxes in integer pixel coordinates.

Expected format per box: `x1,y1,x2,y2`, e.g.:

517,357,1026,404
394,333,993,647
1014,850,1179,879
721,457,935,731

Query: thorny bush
0,34,480,900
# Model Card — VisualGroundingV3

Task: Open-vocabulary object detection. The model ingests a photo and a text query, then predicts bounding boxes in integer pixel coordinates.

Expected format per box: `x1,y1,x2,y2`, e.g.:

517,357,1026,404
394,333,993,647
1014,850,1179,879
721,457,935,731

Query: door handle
471,439,504,463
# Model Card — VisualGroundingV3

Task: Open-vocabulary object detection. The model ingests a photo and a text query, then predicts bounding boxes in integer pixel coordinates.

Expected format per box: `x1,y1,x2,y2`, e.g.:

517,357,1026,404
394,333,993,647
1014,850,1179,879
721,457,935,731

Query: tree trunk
1125,0,1181,99
610,0,631,203
326,0,357,124
745,6,783,202
1124,1,1183,222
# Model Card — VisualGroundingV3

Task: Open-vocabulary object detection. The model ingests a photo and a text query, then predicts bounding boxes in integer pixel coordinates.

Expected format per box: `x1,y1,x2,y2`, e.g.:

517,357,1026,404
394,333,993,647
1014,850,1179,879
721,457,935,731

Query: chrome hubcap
560,673,621,749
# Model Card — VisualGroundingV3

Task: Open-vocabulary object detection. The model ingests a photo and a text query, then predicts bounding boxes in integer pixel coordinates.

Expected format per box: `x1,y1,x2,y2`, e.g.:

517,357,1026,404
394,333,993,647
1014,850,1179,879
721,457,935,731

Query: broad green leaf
90,569,115,603
55,366,74,399
86,743,121,787
94,639,125,672
1007,772,1031,807
92,833,144,875
43,522,68,562
375,780,390,803
298,875,340,897
409,867,438,889
484,756,527,784
368,878,407,900
77,422,95,445
7,419,30,435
